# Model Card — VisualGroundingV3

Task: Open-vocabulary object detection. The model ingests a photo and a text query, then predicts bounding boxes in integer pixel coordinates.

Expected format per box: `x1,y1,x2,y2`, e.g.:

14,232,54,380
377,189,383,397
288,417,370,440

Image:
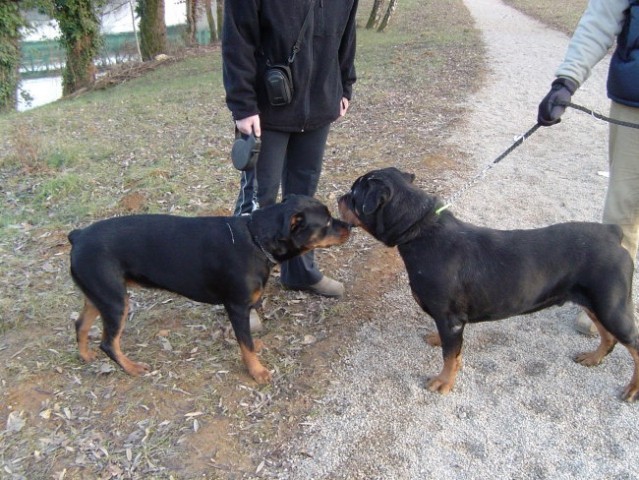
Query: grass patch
502,0,588,35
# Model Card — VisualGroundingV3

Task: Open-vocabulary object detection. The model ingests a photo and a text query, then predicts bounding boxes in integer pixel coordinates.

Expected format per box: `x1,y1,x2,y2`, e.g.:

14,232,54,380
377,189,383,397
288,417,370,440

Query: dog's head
338,167,438,246
252,195,351,262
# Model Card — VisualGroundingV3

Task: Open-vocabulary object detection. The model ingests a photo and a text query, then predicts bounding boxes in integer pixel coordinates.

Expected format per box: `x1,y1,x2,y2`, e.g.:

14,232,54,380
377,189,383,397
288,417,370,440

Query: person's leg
233,169,259,215
278,126,342,294
603,101,639,263
255,129,290,207
576,101,639,336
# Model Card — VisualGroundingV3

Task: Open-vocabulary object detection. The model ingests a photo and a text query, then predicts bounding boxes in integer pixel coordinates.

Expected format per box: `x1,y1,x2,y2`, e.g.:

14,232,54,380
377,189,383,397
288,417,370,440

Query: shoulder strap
288,0,316,64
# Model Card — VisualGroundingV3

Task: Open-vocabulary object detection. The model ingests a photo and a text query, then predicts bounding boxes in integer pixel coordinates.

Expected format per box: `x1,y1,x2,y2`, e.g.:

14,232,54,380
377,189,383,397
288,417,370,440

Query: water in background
18,76,62,112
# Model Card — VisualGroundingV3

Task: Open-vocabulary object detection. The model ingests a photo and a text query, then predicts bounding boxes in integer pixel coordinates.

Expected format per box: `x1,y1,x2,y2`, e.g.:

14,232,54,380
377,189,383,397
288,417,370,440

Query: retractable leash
435,102,639,215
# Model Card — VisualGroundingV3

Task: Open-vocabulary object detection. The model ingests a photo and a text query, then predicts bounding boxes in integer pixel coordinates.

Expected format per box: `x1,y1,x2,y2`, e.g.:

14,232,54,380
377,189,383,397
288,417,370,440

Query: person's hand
537,77,578,126
339,97,350,117
236,115,261,137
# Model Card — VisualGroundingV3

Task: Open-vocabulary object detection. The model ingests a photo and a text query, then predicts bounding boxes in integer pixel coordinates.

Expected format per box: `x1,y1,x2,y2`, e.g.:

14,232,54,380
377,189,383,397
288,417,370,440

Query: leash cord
560,101,639,130
440,101,639,210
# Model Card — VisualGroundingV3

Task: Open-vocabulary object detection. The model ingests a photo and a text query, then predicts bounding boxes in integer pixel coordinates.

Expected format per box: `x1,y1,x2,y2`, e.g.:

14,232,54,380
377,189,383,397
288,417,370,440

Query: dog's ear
290,212,305,233
362,183,391,215
402,172,416,184
386,167,415,184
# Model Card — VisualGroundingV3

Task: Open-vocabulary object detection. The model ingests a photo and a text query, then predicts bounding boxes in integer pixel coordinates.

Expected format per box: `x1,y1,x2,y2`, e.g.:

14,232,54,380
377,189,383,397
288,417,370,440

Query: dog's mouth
303,221,351,250
337,196,362,228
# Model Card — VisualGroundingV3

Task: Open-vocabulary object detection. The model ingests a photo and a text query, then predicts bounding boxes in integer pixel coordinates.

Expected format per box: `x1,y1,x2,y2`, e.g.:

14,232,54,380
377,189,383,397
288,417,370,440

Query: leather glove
537,77,578,126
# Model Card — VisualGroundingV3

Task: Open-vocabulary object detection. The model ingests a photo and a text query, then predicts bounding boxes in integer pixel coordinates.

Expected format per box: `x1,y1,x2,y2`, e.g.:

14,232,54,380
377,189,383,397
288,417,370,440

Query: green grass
502,0,588,34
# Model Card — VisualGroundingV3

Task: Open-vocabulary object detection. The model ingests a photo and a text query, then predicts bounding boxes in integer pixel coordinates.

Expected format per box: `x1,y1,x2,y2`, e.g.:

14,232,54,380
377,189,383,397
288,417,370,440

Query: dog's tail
68,228,83,245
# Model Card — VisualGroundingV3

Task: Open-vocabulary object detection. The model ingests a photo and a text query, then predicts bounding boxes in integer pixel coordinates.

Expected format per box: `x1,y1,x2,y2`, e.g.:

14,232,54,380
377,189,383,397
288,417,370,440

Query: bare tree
377,0,398,32
366,0,385,29
186,0,197,46
204,0,219,43
216,0,222,41
137,0,166,60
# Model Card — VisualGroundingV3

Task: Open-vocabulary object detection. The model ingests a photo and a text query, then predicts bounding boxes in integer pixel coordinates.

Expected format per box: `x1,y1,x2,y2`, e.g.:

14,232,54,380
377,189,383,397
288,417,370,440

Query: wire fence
20,25,214,78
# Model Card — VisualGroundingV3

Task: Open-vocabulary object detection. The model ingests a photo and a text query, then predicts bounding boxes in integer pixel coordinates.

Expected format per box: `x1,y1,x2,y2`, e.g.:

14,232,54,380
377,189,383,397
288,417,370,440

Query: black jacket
222,0,358,132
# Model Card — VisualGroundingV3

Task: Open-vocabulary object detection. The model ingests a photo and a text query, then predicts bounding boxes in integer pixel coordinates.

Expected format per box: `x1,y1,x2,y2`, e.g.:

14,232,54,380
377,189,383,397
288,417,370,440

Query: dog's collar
434,203,450,216
254,235,278,265
246,220,278,265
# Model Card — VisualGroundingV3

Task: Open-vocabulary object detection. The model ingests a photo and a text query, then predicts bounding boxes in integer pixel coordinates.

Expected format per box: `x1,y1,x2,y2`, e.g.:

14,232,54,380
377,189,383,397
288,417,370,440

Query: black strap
288,0,316,64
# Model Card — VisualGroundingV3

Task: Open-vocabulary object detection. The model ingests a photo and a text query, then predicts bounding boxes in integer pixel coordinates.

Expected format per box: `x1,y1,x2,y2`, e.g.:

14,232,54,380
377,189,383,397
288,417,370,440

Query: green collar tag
435,203,450,216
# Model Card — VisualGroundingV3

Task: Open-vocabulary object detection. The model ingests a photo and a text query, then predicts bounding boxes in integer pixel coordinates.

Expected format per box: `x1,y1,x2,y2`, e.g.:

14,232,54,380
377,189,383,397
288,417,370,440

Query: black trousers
234,125,331,287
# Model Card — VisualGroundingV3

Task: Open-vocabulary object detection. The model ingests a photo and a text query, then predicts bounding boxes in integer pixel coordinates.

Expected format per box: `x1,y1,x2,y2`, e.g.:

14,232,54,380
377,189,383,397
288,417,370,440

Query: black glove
537,77,578,126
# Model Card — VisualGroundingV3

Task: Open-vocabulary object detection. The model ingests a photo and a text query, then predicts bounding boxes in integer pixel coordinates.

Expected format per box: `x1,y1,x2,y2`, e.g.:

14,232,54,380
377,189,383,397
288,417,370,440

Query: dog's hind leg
574,309,617,367
76,298,100,363
98,294,151,376
621,344,639,402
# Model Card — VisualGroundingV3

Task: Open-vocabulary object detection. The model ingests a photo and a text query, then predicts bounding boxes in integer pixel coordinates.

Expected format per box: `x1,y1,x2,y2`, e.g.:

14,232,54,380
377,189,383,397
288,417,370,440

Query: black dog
339,167,639,401
68,195,350,384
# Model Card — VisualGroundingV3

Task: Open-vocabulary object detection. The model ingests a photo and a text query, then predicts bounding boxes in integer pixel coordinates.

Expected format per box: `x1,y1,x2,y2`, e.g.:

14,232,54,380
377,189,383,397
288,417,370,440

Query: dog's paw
79,349,98,363
574,351,603,367
122,360,152,376
426,375,454,394
251,366,272,384
425,332,441,347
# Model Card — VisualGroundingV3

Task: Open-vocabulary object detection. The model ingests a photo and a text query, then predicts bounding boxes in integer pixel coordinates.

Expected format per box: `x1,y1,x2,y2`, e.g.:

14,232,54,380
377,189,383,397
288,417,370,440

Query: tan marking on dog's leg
239,342,271,384
426,353,461,394
107,297,150,376
574,313,617,366
425,332,441,347
250,288,263,307
622,347,639,402
77,299,99,363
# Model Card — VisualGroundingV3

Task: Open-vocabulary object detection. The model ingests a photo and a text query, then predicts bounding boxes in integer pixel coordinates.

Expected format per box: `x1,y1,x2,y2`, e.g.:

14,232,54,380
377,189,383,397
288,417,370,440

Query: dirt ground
3,0,638,479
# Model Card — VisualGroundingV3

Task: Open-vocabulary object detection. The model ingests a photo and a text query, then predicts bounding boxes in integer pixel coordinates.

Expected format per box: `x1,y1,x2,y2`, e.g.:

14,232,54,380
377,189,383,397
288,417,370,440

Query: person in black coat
222,0,358,298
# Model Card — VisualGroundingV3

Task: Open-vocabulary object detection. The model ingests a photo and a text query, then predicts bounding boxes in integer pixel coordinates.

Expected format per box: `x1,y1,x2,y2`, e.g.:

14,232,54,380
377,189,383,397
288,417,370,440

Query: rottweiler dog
339,167,639,401
68,195,350,384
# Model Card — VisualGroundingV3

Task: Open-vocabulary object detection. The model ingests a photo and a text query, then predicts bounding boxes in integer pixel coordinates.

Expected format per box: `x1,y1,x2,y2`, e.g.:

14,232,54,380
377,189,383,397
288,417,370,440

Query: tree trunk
366,0,385,29
138,0,167,61
186,0,197,46
52,0,101,96
205,0,219,43
378,0,398,32
0,2,22,112
216,0,223,41
129,0,143,61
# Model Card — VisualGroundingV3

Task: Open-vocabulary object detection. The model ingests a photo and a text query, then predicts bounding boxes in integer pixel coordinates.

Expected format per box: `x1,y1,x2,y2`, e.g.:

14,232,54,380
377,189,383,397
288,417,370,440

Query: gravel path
282,1,639,478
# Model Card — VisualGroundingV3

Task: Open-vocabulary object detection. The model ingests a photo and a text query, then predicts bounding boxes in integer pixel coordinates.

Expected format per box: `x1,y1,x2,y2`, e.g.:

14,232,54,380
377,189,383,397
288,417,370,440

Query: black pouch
264,64,294,106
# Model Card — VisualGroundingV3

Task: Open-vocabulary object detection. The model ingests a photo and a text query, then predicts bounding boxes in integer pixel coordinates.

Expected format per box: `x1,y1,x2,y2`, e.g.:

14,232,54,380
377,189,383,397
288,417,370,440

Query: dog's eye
326,219,331,228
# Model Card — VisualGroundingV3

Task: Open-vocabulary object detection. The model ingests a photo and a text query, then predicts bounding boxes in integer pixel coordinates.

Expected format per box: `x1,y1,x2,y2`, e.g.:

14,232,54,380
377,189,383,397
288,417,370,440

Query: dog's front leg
426,317,464,394
225,303,272,384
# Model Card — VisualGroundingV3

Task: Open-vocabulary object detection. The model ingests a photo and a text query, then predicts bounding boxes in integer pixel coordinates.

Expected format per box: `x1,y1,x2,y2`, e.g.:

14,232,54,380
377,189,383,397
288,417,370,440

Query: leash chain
439,123,541,211
440,101,639,211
